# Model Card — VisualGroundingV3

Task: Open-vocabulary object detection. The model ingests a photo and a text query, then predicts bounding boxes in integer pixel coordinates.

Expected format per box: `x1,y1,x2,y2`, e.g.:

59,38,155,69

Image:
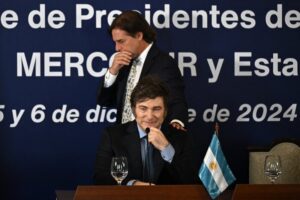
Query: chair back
249,141,300,184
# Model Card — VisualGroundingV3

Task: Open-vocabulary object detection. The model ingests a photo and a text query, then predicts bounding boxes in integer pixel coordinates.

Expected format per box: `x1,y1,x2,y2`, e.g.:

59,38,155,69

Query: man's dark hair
109,10,156,43
130,75,169,109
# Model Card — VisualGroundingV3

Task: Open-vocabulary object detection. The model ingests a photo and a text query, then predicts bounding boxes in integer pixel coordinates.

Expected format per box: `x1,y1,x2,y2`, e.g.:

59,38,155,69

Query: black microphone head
145,127,150,134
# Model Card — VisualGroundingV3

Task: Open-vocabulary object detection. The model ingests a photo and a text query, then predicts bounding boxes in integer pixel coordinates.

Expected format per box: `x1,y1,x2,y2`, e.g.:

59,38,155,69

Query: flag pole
214,122,220,136
214,122,220,200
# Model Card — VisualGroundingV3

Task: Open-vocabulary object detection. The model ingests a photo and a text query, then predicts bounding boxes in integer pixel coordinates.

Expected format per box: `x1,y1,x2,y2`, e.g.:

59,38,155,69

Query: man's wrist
127,180,137,186
161,143,175,163
104,69,118,88
109,67,119,75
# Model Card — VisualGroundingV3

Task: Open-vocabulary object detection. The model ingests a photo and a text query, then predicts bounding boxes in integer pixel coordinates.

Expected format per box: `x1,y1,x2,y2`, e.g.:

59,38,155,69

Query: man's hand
109,51,132,75
147,127,169,151
133,181,155,186
170,122,187,131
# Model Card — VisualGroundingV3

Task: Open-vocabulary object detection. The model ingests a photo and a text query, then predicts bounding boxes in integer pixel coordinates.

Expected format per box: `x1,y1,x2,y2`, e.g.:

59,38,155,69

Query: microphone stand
145,128,152,186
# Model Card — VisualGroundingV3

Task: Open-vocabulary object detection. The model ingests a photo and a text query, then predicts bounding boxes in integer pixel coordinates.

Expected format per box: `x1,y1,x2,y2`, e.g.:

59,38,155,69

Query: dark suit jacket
93,121,196,185
97,44,188,125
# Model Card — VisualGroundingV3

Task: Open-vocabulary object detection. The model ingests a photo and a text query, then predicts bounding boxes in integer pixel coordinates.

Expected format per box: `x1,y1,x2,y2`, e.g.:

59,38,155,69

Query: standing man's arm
97,51,132,106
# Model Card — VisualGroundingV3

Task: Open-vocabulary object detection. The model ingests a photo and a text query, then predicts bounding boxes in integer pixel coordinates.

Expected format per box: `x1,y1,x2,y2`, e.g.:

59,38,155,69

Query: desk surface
73,185,210,200
56,184,300,200
71,185,232,200
232,184,300,200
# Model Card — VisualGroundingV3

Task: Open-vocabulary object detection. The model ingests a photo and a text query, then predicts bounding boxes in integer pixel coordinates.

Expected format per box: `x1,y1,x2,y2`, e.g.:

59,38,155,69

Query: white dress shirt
104,43,153,88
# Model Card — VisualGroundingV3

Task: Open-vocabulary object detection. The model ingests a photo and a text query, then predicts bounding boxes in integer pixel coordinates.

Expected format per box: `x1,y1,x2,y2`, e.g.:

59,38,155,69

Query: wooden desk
73,185,213,200
232,184,300,200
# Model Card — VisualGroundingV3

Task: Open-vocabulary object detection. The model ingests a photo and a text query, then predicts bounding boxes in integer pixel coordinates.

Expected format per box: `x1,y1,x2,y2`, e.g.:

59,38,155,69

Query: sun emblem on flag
209,161,218,171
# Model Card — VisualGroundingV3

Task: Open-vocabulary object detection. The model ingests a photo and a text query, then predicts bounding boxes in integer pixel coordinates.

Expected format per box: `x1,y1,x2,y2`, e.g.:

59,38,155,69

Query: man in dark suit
97,10,188,129
94,76,196,185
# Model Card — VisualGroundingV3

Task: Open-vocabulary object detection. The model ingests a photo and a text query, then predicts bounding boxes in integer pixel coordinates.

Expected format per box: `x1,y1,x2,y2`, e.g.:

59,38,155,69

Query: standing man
97,10,188,129
94,76,196,185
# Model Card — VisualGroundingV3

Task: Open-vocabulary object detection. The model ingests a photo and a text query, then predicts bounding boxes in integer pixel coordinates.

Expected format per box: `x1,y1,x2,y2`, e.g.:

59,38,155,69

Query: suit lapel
140,44,159,77
123,121,143,178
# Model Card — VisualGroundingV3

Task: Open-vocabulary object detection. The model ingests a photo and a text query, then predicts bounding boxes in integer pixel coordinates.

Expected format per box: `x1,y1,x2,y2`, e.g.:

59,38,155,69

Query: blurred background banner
0,1,299,199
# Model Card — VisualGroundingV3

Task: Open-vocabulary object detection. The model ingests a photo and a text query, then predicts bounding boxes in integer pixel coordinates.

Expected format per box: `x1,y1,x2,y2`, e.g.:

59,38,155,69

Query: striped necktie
121,59,140,124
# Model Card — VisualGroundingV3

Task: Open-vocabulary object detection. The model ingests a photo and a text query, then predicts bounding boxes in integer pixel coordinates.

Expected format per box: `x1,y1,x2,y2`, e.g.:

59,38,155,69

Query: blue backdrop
1,1,299,199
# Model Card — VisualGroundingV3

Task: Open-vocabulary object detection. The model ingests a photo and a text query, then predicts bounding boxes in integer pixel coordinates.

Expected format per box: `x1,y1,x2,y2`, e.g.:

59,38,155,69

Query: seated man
94,76,196,185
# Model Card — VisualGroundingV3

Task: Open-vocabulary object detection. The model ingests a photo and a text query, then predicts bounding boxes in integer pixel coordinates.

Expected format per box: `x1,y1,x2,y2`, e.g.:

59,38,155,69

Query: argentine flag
199,133,236,199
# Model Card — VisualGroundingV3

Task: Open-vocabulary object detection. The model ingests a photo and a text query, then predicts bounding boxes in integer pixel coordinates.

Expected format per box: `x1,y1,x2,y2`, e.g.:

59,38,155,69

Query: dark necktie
141,136,154,182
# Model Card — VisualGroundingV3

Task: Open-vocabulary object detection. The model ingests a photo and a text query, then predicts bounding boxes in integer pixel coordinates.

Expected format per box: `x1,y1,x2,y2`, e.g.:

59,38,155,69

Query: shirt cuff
161,143,175,163
104,70,118,88
170,119,185,127
127,180,136,186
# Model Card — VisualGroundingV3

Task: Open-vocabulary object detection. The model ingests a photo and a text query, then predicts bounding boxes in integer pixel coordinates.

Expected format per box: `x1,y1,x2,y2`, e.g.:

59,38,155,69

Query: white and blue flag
199,133,236,199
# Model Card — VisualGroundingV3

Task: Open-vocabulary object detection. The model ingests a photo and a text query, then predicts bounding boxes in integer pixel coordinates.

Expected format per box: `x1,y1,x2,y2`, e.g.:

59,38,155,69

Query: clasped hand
109,51,133,75
147,127,169,151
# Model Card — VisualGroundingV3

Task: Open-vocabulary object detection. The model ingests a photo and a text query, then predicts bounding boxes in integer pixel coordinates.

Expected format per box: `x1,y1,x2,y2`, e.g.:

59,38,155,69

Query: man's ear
135,32,143,40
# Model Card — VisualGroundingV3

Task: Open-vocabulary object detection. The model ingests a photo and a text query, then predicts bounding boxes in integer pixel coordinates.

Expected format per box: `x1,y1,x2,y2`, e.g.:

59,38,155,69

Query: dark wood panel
232,184,300,200
73,185,211,200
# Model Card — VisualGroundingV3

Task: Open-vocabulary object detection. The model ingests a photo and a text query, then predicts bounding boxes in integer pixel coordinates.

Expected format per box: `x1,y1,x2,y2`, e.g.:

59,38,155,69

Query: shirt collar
135,42,153,66
137,124,147,139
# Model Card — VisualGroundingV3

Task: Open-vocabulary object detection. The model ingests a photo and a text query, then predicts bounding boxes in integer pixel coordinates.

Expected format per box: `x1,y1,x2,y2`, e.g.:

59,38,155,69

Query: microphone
145,127,150,134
